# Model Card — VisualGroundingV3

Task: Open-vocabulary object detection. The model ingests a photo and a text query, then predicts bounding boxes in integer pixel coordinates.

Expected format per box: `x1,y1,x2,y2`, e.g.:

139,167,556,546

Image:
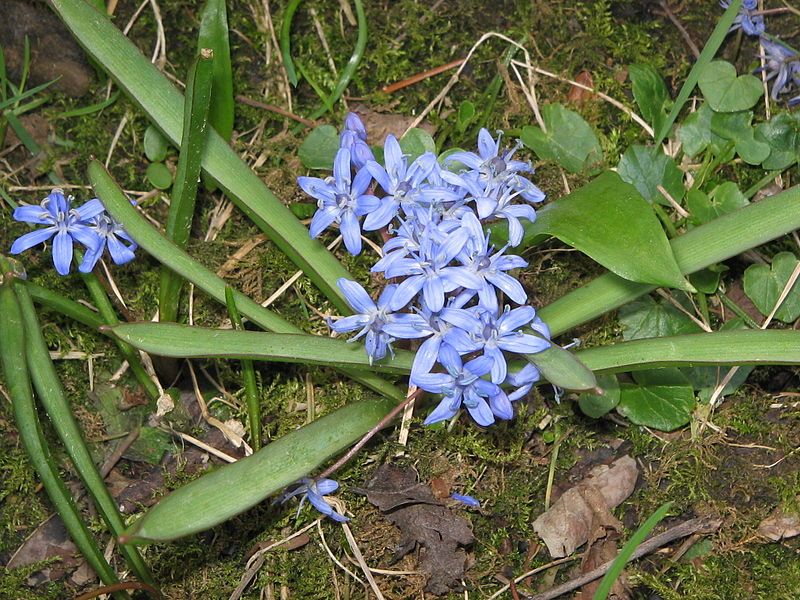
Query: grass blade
13,280,155,586
50,0,357,315
197,0,234,140
159,50,214,323
89,161,405,401
121,397,395,543
279,0,302,86
0,262,126,598
540,184,800,336
593,502,673,600
224,286,262,451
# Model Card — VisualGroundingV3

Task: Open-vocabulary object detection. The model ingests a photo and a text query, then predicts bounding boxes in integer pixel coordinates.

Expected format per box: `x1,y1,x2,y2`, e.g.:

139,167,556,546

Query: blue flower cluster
300,114,551,427
10,188,137,275
723,0,800,105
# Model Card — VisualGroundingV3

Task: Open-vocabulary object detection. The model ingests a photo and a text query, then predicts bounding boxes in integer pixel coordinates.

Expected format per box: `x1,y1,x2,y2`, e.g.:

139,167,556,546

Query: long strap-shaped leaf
109,321,800,375
14,281,155,585
50,0,355,315
89,161,405,401
0,269,127,599
122,397,395,543
540,184,800,336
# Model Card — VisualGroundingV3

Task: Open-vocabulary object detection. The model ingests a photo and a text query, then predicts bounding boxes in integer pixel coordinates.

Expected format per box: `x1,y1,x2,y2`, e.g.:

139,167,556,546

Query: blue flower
363,135,445,230
299,148,379,255
10,189,104,276
281,477,349,522
721,0,764,37
759,38,800,100
450,493,480,507
412,345,512,426
343,112,368,140
330,278,429,363
440,305,550,383
78,212,138,273
505,363,542,401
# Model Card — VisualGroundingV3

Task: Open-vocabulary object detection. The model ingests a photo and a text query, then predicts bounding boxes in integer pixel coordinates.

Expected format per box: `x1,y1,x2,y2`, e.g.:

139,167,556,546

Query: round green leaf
697,61,763,112
619,297,703,341
617,144,684,206
628,63,670,133
298,124,339,170
143,124,169,162
578,374,620,418
399,127,436,162
755,113,800,171
710,111,770,165
617,384,695,431
146,161,173,189
686,182,748,226
743,251,800,323
677,105,713,158
521,103,602,174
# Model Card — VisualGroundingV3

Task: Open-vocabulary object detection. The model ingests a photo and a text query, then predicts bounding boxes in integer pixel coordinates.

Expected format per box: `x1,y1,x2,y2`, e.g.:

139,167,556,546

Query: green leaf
575,329,800,372
632,368,692,387
521,104,602,173
697,60,762,112
145,161,173,189
122,398,395,542
457,100,476,131
628,63,670,133
578,374,620,418
521,171,690,290
743,251,800,323
108,322,414,373
755,113,800,171
688,264,727,294
539,185,800,337
677,105,713,158
399,128,437,162
125,427,172,464
617,144,684,206
617,384,695,431
198,0,234,141
50,0,358,316
619,297,703,341
686,182,748,226
143,124,169,162
298,124,339,170
526,344,597,392
710,111,770,165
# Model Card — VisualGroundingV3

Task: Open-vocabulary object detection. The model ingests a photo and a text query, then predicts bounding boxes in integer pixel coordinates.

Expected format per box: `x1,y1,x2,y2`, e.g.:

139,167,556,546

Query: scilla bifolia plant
2,1,798,576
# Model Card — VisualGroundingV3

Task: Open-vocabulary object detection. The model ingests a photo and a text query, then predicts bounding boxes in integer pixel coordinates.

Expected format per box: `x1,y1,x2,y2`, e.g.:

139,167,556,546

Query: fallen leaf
533,455,639,557
348,104,435,145
364,464,474,595
567,70,595,105
757,500,800,541
7,514,84,585
574,539,631,599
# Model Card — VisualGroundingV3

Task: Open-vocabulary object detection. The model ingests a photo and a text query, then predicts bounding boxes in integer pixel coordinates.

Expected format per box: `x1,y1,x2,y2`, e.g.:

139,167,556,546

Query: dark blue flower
281,477,349,522
330,278,429,363
721,0,764,37
10,189,104,276
78,212,138,273
440,305,550,383
412,345,512,426
343,112,367,140
299,148,379,255
451,493,480,507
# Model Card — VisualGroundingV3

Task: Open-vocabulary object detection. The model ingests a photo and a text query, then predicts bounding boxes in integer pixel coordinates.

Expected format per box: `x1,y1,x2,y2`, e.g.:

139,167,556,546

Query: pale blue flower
299,148,379,255
78,212,138,273
281,477,348,522
759,38,800,100
722,0,764,36
451,493,480,507
10,189,104,276
330,278,429,363
412,345,512,426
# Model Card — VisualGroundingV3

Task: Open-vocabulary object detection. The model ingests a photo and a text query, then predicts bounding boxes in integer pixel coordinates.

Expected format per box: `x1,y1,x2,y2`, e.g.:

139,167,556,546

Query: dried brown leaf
757,500,800,541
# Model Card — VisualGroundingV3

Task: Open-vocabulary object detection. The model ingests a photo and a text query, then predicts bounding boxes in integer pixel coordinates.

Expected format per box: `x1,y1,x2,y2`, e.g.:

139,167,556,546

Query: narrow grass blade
593,502,673,600
0,77,58,112
197,0,234,141
540,184,800,336
13,280,155,586
654,0,742,145
0,265,126,598
122,397,395,543
51,0,357,315
279,0,302,86
576,330,800,372
305,0,367,122
89,161,405,401
56,89,120,119
106,322,414,375
159,50,214,323
225,286,262,451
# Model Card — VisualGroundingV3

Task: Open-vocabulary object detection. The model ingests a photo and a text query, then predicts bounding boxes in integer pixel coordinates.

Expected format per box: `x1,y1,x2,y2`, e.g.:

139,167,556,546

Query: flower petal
52,230,74,276
10,227,56,254
337,278,375,314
